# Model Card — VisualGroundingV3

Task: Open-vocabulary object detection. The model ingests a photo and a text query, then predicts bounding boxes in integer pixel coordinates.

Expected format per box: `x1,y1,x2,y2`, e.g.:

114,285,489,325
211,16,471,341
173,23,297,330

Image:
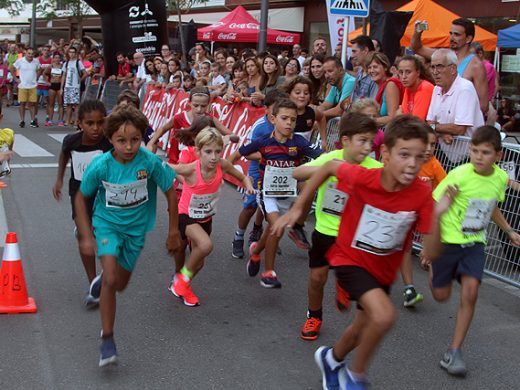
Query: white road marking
0,191,8,247
11,163,64,168
48,133,68,143
13,134,54,157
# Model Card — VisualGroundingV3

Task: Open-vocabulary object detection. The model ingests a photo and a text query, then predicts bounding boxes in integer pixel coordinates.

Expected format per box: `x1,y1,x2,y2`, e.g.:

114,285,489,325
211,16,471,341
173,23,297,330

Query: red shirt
117,62,131,78
179,145,198,164
168,112,192,163
327,164,433,286
401,80,434,120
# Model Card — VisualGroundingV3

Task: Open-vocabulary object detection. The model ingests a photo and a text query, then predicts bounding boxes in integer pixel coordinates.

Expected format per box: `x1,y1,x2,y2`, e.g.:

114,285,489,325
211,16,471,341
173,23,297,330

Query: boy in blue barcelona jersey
75,104,181,367
232,98,322,288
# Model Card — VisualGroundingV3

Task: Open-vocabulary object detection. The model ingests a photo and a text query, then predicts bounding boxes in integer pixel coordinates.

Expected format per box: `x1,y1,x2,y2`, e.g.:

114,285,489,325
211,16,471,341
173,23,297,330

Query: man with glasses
426,49,484,163
318,56,355,120
160,44,173,62
133,51,147,93
11,47,41,128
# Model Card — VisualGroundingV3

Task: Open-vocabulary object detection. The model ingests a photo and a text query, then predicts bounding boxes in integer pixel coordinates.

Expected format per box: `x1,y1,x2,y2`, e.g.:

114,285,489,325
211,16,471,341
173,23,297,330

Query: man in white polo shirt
427,48,484,163
10,47,40,128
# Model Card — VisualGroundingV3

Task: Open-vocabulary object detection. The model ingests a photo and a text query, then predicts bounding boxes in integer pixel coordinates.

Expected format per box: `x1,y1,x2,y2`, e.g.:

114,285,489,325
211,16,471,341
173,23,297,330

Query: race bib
461,199,495,235
321,182,348,217
103,179,148,209
499,161,516,181
263,165,297,197
71,150,102,181
352,205,416,255
188,192,219,219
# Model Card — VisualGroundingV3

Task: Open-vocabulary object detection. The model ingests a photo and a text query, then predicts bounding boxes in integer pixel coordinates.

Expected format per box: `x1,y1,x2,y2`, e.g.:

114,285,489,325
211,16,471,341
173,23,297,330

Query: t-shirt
305,149,382,237
63,60,86,89
62,131,112,196
325,72,356,106
432,163,507,245
401,80,434,120
327,164,433,286
294,106,316,141
14,57,40,89
117,62,131,78
418,156,446,190
246,115,274,178
80,147,176,233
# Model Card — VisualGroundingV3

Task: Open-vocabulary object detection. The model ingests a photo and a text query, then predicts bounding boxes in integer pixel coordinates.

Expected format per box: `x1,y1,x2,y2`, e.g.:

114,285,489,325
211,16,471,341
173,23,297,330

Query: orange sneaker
301,317,322,341
169,274,200,307
335,281,351,312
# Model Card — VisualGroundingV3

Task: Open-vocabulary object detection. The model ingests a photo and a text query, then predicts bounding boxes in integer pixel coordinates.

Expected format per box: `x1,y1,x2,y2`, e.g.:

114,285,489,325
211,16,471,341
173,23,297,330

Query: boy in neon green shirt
426,125,520,377
293,111,382,341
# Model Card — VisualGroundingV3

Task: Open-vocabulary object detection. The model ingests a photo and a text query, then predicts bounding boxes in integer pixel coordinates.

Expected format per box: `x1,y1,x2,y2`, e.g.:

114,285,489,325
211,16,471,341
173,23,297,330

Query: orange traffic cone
0,232,37,314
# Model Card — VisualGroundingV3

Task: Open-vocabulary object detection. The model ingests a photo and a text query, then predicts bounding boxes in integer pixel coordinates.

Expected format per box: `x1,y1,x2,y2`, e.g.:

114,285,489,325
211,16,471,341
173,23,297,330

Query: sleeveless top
457,54,474,77
178,160,223,221
294,106,316,141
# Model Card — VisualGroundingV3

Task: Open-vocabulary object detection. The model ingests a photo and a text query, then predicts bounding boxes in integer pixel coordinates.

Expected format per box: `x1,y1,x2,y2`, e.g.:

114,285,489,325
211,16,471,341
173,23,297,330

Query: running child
234,98,322,288
424,125,520,377
272,115,446,389
169,128,254,306
146,86,231,163
52,99,111,308
75,104,181,367
294,111,382,341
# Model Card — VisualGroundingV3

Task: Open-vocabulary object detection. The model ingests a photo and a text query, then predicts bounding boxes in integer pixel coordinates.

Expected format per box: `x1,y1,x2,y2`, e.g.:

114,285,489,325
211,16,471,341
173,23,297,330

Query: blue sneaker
84,293,99,310
246,242,261,277
99,336,118,367
346,368,370,390
90,273,102,300
314,346,346,390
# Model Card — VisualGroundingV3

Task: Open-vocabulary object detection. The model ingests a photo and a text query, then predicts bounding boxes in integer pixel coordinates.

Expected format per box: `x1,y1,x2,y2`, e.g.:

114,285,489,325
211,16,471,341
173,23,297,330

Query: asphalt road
0,105,519,390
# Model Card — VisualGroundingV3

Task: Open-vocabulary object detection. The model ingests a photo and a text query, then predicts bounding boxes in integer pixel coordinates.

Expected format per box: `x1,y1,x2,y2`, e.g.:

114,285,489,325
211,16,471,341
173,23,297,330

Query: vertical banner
85,0,168,77
325,1,355,58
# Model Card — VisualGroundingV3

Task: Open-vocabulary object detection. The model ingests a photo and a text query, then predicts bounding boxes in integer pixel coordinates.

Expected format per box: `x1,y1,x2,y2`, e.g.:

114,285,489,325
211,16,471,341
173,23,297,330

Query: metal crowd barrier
100,79,130,111
82,77,103,102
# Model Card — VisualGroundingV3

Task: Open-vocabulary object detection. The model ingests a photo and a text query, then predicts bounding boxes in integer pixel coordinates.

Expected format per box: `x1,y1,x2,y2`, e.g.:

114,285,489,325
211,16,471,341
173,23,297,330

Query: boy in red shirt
273,115,451,389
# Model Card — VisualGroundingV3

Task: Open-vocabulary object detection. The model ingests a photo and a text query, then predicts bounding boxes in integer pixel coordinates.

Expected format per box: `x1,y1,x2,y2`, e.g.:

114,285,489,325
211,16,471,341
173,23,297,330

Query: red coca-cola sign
275,35,294,44
218,32,237,40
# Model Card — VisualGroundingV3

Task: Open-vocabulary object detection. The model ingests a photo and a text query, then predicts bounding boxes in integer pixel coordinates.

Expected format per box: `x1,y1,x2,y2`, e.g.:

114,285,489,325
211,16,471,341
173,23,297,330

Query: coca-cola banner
142,85,266,187
85,0,168,77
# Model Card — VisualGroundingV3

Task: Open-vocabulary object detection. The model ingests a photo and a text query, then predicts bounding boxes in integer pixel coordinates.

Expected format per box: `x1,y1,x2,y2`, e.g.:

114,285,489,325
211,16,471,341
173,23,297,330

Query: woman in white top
46,53,64,126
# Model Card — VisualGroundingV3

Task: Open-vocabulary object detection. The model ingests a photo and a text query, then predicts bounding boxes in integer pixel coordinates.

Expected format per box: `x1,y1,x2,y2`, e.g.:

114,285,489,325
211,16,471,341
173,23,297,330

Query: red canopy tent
197,5,300,45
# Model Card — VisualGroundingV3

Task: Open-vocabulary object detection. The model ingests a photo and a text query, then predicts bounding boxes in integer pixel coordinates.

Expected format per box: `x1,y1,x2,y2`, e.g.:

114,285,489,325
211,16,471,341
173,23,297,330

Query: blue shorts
242,175,260,209
431,243,486,288
37,89,49,97
95,227,146,272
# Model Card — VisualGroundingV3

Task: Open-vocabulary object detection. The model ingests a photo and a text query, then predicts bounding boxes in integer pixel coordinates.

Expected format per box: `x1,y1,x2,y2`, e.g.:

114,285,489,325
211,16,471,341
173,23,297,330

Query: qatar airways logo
218,32,237,40
229,23,259,30
276,35,294,43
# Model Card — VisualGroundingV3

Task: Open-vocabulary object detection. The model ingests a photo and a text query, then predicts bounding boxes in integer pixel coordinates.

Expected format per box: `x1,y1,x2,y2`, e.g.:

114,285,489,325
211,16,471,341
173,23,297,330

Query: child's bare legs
332,309,368,360
173,241,187,273
75,217,96,283
99,256,132,337
308,266,329,311
400,250,414,286
185,224,213,277
252,212,280,272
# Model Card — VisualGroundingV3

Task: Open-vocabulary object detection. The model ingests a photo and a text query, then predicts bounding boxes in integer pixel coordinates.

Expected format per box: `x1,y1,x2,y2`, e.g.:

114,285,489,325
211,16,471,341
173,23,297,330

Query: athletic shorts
258,194,293,216
179,213,212,241
37,88,49,97
431,243,486,288
50,82,61,91
18,87,37,103
95,227,146,272
335,265,390,307
308,230,336,268
242,175,260,209
63,87,80,105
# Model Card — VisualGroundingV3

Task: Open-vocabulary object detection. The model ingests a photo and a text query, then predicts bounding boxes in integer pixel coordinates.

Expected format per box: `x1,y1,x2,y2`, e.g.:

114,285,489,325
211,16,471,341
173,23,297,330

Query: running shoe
403,286,424,308
440,349,467,376
248,226,263,247
301,316,322,341
288,224,311,250
169,274,200,306
314,346,346,390
30,119,38,128
44,120,53,127
231,237,245,259
19,120,25,128
89,273,103,301
335,281,351,312
260,270,282,288
246,242,261,277
99,335,118,367
57,120,64,127
346,369,370,390
84,293,99,310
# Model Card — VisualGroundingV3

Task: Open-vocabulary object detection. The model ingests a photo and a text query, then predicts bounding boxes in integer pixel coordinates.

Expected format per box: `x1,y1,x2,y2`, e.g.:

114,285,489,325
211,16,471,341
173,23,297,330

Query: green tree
37,0,94,39
0,0,24,16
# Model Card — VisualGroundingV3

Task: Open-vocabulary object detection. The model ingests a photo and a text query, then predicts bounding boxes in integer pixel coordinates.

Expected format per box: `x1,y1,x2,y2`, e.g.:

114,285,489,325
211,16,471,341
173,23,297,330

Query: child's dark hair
189,86,210,101
176,115,215,146
116,90,140,108
264,89,289,108
383,115,429,150
471,125,502,152
78,99,106,122
272,98,297,116
282,75,314,98
339,111,377,138
105,104,148,139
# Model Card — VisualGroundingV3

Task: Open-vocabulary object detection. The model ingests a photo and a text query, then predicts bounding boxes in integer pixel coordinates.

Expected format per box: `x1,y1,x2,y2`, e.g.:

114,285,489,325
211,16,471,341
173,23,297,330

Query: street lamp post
258,0,268,53
30,0,37,48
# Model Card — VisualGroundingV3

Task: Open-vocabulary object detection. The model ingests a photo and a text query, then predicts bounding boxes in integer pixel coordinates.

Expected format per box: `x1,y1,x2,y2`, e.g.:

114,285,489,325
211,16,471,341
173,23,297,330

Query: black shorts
335,266,390,308
70,191,94,220
308,230,336,268
50,82,61,91
431,243,485,288
179,214,212,241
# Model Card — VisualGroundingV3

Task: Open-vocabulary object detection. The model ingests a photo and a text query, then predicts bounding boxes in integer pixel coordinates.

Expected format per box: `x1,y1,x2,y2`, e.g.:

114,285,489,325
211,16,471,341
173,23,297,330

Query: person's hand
270,208,303,237
414,20,426,34
437,185,458,215
440,134,453,144
420,251,431,270
52,179,63,201
507,230,520,247
166,229,182,255
146,140,157,153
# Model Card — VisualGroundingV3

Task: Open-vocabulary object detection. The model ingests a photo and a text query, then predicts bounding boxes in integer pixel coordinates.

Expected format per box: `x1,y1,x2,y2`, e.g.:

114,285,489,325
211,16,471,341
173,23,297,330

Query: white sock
326,348,343,370
347,368,366,382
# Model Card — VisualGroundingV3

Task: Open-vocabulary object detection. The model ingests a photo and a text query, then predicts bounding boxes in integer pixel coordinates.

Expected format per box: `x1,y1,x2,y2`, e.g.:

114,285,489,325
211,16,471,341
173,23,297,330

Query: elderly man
318,56,355,119
426,49,484,163
349,35,377,102
132,51,146,92
412,18,488,114
292,44,305,70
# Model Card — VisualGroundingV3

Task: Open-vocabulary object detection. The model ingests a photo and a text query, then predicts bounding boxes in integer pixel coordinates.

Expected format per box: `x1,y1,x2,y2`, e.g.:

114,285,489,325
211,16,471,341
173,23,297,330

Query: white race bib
499,161,516,181
461,199,495,235
103,179,148,209
188,192,219,219
352,205,416,255
263,165,297,197
71,150,102,181
321,182,348,217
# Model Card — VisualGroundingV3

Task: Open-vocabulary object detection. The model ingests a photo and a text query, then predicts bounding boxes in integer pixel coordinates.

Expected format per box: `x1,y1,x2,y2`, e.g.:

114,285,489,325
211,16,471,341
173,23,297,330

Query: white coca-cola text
275,35,295,44
229,23,259,30
218,32,237,40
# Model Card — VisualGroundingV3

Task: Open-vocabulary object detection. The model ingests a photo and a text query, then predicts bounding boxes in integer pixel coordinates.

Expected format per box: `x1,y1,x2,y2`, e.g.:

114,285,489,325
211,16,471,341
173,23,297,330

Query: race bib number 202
262,166,297,197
